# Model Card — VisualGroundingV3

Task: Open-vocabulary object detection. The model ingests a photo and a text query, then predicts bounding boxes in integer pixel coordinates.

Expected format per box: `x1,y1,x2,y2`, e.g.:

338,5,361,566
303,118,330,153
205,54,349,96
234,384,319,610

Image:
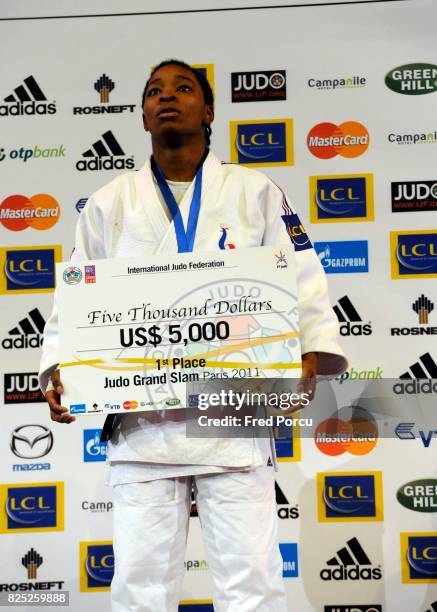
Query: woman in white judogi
40,60,347,612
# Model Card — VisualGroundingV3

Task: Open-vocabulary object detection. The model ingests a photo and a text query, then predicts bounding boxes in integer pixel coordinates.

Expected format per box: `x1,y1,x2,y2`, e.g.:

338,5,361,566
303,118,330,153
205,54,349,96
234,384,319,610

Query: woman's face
143,64,214,144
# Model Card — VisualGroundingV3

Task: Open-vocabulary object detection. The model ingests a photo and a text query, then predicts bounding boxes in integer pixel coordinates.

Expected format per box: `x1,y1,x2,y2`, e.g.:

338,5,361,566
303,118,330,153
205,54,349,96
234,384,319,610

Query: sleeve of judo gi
38,194,105,392
261,180,348,377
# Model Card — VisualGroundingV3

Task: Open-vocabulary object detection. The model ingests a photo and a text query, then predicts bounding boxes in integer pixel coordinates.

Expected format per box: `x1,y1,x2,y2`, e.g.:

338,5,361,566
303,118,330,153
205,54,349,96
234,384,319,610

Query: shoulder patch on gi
281,213,312,251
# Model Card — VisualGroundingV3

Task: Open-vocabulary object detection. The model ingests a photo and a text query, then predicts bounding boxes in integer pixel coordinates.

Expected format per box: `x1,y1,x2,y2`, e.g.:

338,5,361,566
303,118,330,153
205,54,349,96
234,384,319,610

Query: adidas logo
275,482,299,519
399,352,437,379
0,76,56,116
2,308,45,350
334,295,372,336
75,130,134,172
425,601,437,612
320,537,382,581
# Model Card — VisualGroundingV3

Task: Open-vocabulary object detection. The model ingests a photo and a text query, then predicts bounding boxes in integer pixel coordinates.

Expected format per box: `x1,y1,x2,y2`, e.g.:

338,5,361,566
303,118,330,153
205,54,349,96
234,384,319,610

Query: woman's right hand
45,369,76,424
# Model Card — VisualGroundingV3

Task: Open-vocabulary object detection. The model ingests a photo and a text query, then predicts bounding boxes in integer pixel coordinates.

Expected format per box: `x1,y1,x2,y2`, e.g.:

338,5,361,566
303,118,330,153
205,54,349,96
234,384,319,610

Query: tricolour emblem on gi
56,247,302,415
0,482,64,533
229,118,294,167
390,230,437,279
309,174,374,222
317,471,384,522
400,533,437,583
80,541,114,591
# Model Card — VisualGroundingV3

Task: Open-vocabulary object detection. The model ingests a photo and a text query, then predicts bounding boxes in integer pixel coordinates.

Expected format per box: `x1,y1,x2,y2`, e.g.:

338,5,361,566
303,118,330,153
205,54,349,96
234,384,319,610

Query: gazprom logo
314,240,369,273
83,429,107,462
279,543,299,577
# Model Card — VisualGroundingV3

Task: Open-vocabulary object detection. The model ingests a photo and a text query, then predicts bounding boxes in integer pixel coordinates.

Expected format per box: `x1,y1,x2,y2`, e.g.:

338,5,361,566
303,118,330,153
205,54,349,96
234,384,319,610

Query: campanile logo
307,122,369,158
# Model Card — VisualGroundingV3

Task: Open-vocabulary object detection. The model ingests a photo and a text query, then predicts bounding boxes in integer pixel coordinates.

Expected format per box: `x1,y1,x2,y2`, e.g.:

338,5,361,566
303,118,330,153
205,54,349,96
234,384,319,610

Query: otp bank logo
314,409,378,456
390,230,437,279
0,482,64,533
401,533,437,583
80,541,114,591
309,174,374,222
274,422,301,462
317,471,384,522
230,119,294,167
0,194,60,231
307,122,369,158
0,245,62,294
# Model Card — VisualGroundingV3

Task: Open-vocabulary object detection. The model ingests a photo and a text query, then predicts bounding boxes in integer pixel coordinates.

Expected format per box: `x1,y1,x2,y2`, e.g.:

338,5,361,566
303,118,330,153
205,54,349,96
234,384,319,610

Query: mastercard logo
123,401,138,410
307,121,370,159
0,194,60,231
314,416,378,456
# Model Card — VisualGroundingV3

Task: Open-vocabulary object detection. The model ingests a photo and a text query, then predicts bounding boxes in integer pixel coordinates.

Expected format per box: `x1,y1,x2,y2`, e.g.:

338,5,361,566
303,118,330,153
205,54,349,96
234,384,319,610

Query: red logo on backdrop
307,122,370,159
123,401,138,410
0,194,60,231
314,415,378,456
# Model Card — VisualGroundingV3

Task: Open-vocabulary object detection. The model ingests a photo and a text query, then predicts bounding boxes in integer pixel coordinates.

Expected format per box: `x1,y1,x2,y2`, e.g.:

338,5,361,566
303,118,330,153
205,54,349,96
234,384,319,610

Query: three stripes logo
2,308,46,350
0,76,56,117
399,352,437,379
76,130,134,172
276,481,299,519
333,295,372,336
320,537,382,581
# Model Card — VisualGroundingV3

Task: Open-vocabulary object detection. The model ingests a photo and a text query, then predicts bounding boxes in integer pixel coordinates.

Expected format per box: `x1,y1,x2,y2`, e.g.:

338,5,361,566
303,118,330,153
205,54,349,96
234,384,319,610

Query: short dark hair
141,59,214,146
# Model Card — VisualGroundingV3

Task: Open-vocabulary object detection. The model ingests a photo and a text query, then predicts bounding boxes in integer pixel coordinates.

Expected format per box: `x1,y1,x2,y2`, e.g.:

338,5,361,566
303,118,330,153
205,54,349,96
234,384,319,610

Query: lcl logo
10,425,53,459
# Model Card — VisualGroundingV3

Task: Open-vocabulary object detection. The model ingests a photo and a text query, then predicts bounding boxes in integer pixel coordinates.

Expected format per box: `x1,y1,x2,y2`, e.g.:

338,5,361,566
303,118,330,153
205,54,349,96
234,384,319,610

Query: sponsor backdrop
0,0,436,610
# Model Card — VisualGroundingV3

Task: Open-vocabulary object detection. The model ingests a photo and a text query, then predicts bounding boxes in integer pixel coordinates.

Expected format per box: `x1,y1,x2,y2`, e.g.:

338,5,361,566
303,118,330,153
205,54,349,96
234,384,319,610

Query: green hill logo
385,63,437,95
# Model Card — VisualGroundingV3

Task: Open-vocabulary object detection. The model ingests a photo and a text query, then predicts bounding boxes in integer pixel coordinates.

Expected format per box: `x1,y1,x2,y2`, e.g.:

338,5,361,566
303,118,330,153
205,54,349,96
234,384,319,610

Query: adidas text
0,102,56,116
2,335,43,350
340,322,372,336
320,566,382,581
76,156,135,171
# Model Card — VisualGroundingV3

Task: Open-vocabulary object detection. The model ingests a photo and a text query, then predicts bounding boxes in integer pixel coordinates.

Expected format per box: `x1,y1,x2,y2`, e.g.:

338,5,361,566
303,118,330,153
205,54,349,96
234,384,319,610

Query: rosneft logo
0,195,60,231
307,122,369,159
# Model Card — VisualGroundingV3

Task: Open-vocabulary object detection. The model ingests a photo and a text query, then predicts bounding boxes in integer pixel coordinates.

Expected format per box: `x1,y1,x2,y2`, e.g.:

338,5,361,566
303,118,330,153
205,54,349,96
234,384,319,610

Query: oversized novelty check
57,246,302,415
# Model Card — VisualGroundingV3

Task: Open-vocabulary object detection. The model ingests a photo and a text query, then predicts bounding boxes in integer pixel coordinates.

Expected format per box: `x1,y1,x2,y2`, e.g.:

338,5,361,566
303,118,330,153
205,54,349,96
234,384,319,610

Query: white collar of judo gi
135,149,223,254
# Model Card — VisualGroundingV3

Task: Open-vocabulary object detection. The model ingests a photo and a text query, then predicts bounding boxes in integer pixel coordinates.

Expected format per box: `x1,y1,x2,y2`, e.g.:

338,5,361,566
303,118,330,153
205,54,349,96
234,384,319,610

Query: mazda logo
10,424,53,459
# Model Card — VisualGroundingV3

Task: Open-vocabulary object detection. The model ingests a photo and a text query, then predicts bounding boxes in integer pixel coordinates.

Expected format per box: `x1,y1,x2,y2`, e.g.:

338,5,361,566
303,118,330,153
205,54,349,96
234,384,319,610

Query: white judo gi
39,150,347,612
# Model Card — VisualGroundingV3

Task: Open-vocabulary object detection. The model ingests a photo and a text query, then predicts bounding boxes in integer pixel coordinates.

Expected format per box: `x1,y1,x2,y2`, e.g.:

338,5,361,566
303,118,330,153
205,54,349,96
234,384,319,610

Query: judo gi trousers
111,465,288,612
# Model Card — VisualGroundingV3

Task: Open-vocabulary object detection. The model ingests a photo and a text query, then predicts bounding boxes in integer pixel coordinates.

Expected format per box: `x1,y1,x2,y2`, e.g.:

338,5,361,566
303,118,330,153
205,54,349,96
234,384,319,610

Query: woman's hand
45,369,76,424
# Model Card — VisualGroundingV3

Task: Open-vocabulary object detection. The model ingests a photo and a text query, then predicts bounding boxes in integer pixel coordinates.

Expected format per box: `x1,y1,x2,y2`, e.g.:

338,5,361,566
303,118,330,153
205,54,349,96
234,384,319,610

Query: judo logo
218,225,235,250
63,266,82,285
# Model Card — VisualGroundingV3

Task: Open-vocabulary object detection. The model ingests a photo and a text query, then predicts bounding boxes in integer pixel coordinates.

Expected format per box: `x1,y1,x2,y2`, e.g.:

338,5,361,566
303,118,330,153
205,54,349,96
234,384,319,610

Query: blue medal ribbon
151,152,206,253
